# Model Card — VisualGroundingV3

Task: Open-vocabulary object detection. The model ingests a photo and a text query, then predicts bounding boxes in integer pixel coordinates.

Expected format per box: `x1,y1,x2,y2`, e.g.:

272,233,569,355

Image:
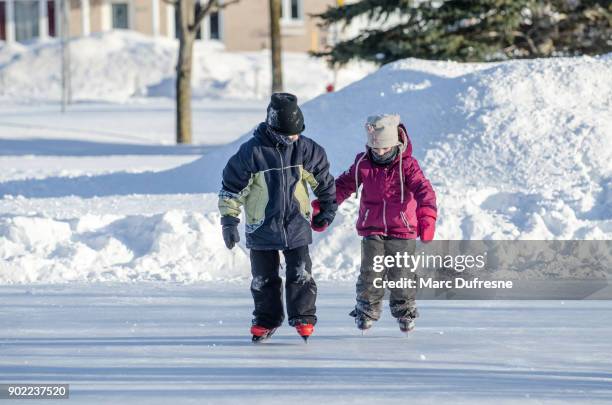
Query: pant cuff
288,316,317,326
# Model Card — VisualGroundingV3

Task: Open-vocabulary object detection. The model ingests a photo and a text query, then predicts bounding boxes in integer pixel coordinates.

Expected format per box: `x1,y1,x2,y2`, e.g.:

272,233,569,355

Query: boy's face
288,135,299,142
372,147,393,156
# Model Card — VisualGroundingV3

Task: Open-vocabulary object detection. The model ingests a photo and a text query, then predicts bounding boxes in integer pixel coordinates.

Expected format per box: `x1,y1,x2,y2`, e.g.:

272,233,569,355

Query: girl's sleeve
335,153,363,206
405,157,437,219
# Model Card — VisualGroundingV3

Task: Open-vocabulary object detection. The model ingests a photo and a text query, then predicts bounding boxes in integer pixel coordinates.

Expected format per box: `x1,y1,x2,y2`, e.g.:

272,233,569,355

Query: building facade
0,0,335,52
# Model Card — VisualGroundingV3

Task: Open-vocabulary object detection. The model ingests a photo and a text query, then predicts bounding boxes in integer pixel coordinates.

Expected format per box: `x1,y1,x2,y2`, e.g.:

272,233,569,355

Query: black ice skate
355,316,373,332
397,317,416,333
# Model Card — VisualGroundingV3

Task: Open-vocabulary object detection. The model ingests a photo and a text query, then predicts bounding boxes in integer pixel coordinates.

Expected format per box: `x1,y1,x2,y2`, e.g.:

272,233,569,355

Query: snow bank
0,210,250,283
0,200,367,283
0,31,372,103
1,53,611,283
300,55,612,240
191,54,611,240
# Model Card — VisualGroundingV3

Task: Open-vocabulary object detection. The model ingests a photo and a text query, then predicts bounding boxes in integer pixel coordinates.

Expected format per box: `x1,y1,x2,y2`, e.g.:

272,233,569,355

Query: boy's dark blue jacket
218,123,336,250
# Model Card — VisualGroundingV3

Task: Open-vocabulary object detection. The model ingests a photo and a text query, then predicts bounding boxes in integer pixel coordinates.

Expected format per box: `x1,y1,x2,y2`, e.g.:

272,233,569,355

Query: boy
318,114,436,333
219,93,337,342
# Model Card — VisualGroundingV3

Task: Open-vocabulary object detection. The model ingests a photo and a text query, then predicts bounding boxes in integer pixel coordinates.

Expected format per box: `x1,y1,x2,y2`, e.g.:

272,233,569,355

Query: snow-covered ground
0,31,373,103
0,99,265,147
1,283,612,404
0,97,263,283
1,49,610,283
1,32,611,404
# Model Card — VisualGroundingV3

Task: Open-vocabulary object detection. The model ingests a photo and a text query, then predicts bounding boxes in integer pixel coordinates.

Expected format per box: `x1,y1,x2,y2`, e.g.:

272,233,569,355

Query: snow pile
0,31,372,103
1,53,611,283
194,54,611,240
0,210,250,283
303,55,612,240
195,53,612,269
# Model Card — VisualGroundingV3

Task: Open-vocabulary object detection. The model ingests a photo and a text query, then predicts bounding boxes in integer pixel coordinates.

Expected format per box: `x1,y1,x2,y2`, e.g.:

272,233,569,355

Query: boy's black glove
221,216,240,250
312,210,335,229
311,199,337,230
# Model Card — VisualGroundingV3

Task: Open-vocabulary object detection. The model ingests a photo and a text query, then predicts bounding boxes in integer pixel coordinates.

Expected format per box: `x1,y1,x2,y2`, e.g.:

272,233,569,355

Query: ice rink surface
1,283,611,404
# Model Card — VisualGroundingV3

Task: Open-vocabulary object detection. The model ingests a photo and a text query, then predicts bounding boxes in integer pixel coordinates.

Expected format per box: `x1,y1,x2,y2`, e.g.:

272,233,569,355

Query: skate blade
252,333,273,343
252,328,277,343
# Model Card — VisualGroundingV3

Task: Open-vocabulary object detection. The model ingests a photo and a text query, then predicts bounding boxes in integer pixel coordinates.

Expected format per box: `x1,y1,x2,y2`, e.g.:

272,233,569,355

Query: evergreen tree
315,0,612,65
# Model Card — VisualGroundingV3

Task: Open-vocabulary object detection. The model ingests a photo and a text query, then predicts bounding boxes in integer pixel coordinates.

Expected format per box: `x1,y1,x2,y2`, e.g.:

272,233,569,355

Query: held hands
311,200,334,232
221,216,240,249
416,207,437,243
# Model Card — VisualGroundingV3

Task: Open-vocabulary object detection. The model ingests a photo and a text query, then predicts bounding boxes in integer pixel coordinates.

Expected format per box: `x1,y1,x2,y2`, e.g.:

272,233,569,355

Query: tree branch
192,0,240,32
194,0,217,29
218,0,240,9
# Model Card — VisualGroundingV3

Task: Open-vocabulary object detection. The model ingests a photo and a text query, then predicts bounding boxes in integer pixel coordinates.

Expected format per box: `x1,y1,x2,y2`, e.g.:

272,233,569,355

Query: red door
0,1,6,41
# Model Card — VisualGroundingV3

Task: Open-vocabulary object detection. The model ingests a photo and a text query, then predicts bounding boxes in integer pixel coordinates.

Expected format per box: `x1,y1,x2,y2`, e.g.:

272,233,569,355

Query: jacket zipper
275,145,289,248
381,168,388,235
382,199,388,234
361,209,370,227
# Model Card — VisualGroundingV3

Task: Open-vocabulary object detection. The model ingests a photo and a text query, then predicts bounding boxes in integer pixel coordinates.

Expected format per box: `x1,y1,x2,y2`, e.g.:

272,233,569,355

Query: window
47,0,55,37
14,0,39,42
0,2,6,40
290,0,299,20
281,0,302,22
111,3,129,29
209,11,219,39
173,5,221,41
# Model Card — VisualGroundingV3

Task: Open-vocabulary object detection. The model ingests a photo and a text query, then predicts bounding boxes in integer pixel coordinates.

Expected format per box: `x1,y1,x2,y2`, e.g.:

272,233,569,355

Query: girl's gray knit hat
365,114,401,148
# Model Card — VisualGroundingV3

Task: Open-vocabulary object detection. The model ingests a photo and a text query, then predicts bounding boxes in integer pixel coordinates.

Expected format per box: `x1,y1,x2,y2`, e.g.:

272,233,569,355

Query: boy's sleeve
405,157,437,219
302,143,336,212
218,146,253,220
335,153,363,206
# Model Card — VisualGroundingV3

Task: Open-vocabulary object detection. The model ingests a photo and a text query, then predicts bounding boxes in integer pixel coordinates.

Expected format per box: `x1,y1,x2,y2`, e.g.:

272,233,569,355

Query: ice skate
251,325,277,343
294,323,314,343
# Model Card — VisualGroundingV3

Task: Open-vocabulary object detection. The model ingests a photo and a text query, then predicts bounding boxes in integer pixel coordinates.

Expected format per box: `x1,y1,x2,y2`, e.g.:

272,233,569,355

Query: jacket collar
253,122,276,146
254,122,299,148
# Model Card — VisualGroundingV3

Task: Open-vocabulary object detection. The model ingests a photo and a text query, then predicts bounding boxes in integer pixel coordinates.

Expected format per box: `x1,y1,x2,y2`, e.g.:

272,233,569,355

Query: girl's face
372,147,393,156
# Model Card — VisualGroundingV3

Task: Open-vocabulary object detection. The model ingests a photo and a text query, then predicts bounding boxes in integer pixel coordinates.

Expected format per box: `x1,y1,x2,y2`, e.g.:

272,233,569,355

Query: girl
314,114,437,332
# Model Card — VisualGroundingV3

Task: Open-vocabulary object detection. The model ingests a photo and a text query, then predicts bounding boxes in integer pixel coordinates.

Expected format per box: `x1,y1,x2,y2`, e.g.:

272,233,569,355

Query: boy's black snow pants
249,245,317,328
352,236,419,321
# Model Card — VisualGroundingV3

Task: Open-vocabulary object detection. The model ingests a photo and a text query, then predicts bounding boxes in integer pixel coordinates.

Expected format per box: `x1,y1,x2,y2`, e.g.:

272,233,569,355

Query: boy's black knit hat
266,93,305,135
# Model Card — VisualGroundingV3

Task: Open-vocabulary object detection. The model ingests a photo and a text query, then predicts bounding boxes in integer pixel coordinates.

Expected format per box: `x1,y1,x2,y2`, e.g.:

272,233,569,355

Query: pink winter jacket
335,124,437,239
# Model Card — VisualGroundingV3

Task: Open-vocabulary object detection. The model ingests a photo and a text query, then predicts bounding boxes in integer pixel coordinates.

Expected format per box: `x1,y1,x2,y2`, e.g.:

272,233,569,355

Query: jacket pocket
293,178,311,221
400,211,412,230
244,171,268,231
245,220,265,234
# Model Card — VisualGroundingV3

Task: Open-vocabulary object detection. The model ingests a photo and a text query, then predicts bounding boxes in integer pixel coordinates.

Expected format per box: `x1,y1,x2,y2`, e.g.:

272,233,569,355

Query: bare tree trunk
176,0,195,144
174,0,239,144
269,0,283,93
176,31,194,144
